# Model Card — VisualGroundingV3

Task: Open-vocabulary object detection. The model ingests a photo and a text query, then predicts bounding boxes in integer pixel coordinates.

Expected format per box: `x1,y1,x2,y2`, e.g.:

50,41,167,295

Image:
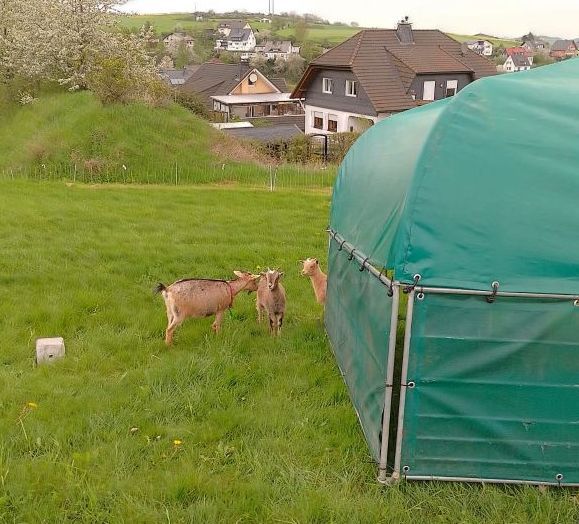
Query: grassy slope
448,32,520,48
0,91,334,187
0,180,578,522
0,91,214,171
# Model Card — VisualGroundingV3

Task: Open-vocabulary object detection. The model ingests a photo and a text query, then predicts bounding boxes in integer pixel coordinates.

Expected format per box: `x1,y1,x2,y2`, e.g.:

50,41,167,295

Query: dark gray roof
551,39,577,52
270,78,288,92
260,40,294,53
510,53,530,67
228,28,252,42
224,124,303,143
159,66,199,86
181,63,251,106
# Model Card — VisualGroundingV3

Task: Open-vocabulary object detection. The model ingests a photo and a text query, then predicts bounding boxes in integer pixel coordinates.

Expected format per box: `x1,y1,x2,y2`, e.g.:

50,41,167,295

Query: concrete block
35,337,65,365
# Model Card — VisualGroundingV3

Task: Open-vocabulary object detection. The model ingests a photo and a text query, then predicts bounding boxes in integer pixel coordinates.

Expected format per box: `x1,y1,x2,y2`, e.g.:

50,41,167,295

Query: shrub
174,91,210,119
86,57,133,105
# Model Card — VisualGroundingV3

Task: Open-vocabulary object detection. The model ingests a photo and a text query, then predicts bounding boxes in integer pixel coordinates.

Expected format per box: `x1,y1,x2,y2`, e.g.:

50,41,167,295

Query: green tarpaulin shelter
326,59,579,486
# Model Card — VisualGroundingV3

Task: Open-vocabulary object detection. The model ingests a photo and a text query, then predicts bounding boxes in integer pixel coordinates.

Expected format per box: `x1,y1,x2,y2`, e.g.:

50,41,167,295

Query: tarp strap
486,281,500,303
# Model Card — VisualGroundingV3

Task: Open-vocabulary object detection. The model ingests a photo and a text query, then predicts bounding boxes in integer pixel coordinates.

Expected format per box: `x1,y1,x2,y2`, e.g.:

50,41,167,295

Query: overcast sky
120,0,579,38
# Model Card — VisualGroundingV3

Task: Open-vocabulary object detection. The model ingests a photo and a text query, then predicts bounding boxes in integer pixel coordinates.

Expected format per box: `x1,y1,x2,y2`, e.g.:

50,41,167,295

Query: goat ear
233,270,244,278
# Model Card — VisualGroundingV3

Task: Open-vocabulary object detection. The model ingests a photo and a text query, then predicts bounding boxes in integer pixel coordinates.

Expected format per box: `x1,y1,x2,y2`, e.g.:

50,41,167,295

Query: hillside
122,12,525,49
447,32,520,48
0,91,274,181
120,13,360,45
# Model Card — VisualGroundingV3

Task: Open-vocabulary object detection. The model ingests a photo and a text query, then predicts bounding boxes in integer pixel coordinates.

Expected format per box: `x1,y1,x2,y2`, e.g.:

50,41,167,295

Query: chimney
396,16,414,44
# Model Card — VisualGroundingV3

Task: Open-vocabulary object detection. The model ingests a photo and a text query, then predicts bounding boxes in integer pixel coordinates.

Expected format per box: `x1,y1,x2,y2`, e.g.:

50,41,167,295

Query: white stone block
35,337,65,365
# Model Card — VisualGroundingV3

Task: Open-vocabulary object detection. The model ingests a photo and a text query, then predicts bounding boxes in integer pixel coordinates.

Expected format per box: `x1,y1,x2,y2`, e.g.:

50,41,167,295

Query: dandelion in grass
27,402,38,409
173,439,183,447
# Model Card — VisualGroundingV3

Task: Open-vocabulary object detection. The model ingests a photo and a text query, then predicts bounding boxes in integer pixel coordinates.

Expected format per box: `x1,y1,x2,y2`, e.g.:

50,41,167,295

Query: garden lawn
0,180,577,523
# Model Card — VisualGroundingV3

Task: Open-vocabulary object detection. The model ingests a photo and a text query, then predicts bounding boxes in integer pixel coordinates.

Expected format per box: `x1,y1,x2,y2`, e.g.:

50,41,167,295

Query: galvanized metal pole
392,289,415,480
418,285,579,301
378,283,400,483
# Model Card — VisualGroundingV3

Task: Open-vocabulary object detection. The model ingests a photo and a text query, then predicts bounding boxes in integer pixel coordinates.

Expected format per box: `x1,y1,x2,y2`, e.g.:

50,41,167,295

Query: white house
259,17,272,23
503,53,531,72
215,22,256,53
254,41,301,60
466,40,493,56
163,32,194,50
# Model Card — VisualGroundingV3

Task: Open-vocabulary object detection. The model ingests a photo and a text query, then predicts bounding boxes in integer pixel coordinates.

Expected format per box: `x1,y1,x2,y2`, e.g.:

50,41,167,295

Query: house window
328,114,338,133
423,80,436,101
313,111,324,130
345,80,358,97
446,80,458,98
322,78,333,94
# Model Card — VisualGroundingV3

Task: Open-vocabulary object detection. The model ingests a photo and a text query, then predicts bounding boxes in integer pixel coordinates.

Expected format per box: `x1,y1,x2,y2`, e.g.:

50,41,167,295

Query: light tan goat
155,271,260,345
256,269,286,336
300,258,327,305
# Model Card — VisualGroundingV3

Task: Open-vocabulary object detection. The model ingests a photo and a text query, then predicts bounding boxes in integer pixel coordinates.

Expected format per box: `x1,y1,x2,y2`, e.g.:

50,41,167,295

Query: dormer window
345,80,358,97
322,78,333,94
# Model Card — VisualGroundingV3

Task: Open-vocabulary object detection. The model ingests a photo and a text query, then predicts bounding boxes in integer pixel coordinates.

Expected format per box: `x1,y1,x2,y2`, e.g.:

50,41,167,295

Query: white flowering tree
1,0,163,104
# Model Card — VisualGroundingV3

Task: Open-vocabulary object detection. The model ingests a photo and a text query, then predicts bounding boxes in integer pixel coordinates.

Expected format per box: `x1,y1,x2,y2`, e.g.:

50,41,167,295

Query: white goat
300,258,327,305
155,271,260,345
256,269,286,336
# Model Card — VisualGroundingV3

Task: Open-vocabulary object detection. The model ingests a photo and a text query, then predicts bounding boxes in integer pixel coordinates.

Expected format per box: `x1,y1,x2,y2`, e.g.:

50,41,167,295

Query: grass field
1,179,578,522
447,33,520,48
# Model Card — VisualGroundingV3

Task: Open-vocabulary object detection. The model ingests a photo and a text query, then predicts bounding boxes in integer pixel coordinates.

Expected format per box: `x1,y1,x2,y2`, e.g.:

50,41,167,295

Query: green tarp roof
331,58,579,294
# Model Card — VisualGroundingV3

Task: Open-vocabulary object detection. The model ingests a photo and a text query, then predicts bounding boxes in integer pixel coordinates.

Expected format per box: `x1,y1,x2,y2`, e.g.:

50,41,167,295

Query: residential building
521,33,549,54
259,17,272,24
215,21,256,53
505,46,534,64
181,62,304,127
158,65,200,86
503,53,531,72
291,19,497,135
163,32,195,50
550,40,579,60
466,40,493,56
253,40,301,60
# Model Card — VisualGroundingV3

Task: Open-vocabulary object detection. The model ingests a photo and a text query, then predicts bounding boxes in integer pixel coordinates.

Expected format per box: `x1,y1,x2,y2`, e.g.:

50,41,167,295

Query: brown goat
155,271,260,345
300,258,327,305
256,269,286,336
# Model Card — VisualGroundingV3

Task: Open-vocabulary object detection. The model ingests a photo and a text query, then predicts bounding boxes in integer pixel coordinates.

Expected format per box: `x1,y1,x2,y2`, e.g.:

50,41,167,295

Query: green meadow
0,180,577,522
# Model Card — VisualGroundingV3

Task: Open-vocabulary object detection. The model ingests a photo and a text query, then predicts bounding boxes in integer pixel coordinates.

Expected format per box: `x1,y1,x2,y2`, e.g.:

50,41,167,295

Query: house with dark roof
503,52,531,73
291,19,497,135
521,33,549,55
550,40,578,60
215,20,256,54
465,40,493,56
180,62,304,126
159,65,200,86
253,40,301,60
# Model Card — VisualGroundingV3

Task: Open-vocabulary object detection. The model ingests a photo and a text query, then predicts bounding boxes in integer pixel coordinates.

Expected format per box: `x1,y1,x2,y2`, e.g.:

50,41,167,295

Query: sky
119,0,579,39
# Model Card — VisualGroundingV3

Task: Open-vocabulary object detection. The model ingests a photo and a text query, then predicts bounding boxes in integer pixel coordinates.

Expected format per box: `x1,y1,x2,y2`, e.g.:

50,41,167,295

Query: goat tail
154,282,166,294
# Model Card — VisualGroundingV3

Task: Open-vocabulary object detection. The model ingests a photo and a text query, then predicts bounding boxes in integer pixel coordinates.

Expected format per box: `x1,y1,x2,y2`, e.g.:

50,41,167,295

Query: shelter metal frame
328,228,579,487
